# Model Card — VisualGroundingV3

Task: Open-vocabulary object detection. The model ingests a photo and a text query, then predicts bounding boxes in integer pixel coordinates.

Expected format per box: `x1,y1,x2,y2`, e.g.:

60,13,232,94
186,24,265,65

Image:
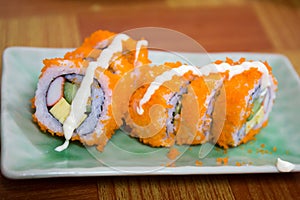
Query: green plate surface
1,47,300,178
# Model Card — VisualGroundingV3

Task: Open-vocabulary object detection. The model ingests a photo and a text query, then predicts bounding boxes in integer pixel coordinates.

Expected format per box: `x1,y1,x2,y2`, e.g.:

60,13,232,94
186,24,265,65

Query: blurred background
0,0,299,68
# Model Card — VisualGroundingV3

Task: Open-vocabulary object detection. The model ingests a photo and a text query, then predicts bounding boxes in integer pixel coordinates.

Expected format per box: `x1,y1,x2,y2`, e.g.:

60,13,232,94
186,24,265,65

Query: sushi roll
206,58,278,148
32,31,151,151
114,63,187,147
118,62,222,147
175,67,225,146
119,58,277,149
32,58,119,151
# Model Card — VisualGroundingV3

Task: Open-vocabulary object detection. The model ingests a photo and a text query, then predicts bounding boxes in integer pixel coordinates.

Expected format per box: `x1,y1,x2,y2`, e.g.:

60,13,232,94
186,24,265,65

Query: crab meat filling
46,74,104,137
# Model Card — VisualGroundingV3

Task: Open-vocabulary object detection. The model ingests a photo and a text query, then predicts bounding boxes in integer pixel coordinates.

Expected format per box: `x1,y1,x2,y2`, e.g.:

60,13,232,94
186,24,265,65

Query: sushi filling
166,87,187,136
234,83,270,144
200,80,224,138
199,91,217,137
46,74,104,136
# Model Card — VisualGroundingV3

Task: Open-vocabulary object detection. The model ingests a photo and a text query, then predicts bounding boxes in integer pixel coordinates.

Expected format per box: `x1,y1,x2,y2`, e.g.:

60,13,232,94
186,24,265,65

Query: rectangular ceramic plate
1,47,300,179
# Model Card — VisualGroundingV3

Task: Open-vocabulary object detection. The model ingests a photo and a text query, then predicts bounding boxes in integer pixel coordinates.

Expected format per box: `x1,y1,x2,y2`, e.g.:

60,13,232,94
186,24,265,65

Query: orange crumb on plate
167,148,180,160
216,157,229,165
195,160,203,166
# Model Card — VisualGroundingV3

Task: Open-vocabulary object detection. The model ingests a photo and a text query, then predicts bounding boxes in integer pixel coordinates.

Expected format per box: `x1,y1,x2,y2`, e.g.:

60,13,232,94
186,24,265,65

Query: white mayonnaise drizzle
200,61,271,88
55,34,130,152
276,158,295,172
134,40,148,67
136,65,202,115
137,61,271,115
95,34,130,68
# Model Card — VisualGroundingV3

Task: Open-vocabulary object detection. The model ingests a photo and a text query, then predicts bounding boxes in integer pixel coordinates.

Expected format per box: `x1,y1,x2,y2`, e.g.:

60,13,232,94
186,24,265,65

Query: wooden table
1,0,300,199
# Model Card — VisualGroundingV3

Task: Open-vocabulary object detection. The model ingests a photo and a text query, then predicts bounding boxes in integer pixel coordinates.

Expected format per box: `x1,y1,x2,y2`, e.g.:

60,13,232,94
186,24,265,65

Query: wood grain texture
229,173,300,200
77,5,272,52
254,1,300,50
0,15,81,49
97,176,236,200
0,174,99,200
0,0,300,199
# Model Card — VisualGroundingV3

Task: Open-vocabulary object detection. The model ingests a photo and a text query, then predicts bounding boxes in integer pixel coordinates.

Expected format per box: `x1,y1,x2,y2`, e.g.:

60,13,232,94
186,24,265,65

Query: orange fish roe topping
225,57,234,65
238,57,246,64
215,57,252,66
110,55,134,75
214,60,223,64
40,58,84,79
64,46,98,60
136,47,151,66
32,114,64,137
260,143,265,148
263,61,278,88
129,84,170,127
273,146,277,152
31,97,36,109
127,83,176,147
236,162,242,166
164,61,183,68
263,61,272,72
82,30,115,48
42,58,83,70
239,128,261,145
42,58,64,69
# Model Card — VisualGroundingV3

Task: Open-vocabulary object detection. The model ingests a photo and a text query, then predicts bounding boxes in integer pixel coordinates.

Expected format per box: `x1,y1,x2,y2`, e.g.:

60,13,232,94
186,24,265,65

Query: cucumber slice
64,82,78,104
86,105,92,114
175,100,182,116
247,96,264,121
